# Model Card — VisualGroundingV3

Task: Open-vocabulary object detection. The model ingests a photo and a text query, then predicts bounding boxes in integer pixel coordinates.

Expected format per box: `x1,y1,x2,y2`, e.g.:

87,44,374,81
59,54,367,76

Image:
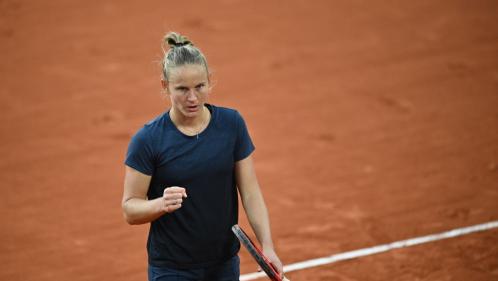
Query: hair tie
167,38,191,48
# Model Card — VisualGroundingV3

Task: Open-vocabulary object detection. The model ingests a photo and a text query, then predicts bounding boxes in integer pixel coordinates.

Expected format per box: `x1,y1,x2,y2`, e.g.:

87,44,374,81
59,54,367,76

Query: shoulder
144,111,169,128
210,104,245,125
211,104,238,117
209,105,252,141
130,112,169,144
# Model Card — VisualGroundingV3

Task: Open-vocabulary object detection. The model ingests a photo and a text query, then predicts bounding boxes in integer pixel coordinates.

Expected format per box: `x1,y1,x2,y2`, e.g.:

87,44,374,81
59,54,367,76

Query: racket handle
268,262,282,281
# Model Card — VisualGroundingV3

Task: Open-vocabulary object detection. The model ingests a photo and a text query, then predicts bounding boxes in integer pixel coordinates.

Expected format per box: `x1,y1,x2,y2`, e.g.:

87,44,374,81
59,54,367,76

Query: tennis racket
232,224,282,281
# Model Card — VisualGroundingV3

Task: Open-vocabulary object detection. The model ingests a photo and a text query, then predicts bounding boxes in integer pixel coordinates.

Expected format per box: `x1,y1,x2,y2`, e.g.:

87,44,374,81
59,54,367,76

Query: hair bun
165,32,192,48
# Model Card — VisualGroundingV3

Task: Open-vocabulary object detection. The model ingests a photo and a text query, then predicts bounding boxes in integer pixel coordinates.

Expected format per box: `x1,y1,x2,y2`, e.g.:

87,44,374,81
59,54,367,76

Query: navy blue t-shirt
125,104,255,268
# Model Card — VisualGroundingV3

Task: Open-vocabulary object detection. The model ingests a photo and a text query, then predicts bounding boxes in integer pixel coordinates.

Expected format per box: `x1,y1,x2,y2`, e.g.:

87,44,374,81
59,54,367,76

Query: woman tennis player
122,32,284,281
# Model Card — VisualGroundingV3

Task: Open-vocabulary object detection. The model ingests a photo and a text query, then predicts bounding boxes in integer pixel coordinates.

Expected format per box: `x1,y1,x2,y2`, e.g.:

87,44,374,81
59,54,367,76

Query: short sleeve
125,127,155,175
234,111,255,161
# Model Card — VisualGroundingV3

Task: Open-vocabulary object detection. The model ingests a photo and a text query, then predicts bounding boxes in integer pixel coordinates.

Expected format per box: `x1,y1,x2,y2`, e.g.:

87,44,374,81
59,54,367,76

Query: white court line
240,220,498,281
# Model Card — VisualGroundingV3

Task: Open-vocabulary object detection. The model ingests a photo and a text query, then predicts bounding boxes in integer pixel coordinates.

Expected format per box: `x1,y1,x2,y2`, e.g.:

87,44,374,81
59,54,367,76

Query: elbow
123,212,136,225
123,211,144,225
122,201,139,225
126,218,141,225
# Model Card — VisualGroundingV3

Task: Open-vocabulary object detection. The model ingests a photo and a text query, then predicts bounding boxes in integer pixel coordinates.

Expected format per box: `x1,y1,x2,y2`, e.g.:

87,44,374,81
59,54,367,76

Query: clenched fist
162,186,187,213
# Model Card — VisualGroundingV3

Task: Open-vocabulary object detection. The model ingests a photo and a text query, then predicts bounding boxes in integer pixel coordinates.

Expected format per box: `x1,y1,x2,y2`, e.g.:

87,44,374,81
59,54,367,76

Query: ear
208,73,216,91
161,79,169,94
207,73,214,91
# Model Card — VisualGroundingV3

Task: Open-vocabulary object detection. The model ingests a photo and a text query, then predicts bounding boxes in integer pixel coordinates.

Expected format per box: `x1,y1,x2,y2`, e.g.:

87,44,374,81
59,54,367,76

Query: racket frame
232,224,282,281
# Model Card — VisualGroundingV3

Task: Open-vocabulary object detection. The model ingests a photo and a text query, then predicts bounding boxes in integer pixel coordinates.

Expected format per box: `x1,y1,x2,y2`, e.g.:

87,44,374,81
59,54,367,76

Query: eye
195,83,205,90
175,86,189,93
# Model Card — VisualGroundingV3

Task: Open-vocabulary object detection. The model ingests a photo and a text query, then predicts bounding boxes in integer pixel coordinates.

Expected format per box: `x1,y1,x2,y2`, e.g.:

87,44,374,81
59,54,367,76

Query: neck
170,105,206,127
170,106,211,138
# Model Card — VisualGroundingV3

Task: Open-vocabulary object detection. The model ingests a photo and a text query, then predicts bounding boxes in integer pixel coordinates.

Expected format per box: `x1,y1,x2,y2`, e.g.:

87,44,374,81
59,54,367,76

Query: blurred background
1,1,497,280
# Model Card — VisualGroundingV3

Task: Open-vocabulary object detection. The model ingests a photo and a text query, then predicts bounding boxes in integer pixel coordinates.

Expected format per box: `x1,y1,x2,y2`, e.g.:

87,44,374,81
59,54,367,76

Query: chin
182,109,200,118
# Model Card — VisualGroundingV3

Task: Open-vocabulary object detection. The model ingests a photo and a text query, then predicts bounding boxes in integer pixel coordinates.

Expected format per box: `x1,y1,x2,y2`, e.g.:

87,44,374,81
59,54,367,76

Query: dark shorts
148,255,240,281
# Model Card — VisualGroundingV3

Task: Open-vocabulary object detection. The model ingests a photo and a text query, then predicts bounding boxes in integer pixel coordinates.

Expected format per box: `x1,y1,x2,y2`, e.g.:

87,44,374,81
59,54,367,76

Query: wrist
153,197,166,214
261,242,275,251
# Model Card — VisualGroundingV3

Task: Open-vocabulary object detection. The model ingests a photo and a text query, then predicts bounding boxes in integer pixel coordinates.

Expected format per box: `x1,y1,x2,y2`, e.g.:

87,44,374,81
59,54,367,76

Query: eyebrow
174,82,205,89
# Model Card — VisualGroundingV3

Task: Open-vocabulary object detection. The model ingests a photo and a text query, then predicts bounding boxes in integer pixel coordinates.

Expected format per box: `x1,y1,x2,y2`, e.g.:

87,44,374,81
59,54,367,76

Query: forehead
168,64,208,84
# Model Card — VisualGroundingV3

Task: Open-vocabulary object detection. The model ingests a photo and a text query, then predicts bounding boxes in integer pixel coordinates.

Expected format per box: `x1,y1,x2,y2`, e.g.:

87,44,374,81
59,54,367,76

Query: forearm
122,197,165,225
242,189,274,249
236,156,284,275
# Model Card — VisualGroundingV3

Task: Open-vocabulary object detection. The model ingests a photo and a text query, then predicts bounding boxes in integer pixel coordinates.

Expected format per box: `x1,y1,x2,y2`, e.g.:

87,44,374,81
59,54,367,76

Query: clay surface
1,1,497,280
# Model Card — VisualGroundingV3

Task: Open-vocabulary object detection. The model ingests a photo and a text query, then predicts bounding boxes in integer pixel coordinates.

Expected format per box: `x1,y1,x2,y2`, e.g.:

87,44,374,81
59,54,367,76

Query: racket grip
269,262,286,281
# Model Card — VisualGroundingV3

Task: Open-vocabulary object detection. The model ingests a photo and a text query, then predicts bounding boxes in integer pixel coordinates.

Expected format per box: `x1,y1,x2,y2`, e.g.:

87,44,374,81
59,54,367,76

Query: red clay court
1,1,498,280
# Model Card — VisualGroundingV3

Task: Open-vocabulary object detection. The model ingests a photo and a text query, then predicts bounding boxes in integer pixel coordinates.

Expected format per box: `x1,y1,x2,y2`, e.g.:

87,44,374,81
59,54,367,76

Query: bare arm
235,155,283,275
122,166,186,225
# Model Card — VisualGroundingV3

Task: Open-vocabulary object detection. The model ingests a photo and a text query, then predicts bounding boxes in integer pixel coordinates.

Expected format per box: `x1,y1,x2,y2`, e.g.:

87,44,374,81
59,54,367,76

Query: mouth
186,105,199,112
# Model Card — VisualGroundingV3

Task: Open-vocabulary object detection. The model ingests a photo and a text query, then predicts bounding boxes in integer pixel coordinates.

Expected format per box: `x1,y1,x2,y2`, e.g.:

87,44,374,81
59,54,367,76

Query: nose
186,90,198,102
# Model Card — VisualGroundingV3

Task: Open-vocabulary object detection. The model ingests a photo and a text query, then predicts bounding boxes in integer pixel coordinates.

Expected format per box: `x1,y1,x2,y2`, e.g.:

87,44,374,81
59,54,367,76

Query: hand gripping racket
232,224,282,281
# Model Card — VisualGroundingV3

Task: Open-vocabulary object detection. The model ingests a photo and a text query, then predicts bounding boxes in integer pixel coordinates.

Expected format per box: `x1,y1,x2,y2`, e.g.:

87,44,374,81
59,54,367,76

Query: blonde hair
161,32,209,81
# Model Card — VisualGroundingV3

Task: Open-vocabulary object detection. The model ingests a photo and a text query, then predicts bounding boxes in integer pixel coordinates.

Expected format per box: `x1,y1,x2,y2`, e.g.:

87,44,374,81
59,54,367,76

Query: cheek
201,88,211,99
169,94,183,105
